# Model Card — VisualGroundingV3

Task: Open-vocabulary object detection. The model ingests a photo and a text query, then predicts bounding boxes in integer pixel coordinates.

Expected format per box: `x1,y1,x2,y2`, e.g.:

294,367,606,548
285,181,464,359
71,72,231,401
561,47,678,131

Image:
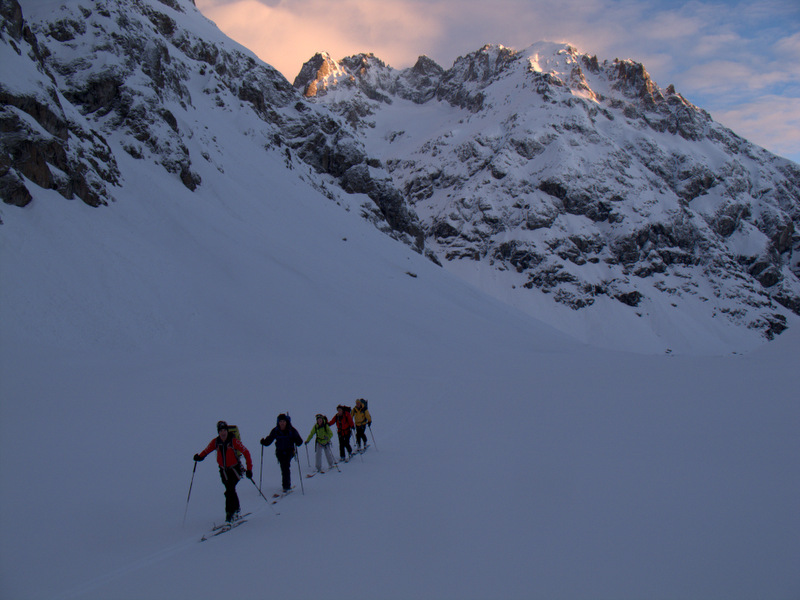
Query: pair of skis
353,443,370,455
199,484,298,541
305,469,328,478
271,488,294,504
199,512,251,541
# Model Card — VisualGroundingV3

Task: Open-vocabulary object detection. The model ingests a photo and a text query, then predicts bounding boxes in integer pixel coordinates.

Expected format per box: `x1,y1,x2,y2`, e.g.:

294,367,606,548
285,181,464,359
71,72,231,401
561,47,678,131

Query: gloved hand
193,453,203,461
260,438,268,446
246,470,253,479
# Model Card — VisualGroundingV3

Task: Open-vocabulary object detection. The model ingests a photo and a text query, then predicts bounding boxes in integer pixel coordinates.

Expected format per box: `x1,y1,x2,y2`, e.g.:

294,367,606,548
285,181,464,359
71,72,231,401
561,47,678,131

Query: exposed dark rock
538,179,567,200
65,72,123,115
615,291,643,307
495,241,544,272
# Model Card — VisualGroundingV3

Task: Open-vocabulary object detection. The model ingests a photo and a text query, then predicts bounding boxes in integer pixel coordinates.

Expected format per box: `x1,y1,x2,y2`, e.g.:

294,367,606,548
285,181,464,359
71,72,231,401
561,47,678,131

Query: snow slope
1,1,799,599
2,106,799,600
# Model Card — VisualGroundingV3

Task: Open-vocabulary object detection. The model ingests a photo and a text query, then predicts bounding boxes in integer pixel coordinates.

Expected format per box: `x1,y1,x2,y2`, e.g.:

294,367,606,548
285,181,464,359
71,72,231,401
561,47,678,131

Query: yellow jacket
352,405,371,427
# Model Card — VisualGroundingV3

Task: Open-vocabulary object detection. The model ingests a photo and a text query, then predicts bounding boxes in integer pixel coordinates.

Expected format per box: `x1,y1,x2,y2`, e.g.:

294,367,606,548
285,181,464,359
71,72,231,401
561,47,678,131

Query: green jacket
306,423,333,446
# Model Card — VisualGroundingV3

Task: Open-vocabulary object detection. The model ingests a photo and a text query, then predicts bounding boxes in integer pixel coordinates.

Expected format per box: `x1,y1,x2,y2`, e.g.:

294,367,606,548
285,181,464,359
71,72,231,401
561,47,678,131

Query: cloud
196,0,444,79
775,31,800,57
713,95,800,161
681,60,788,95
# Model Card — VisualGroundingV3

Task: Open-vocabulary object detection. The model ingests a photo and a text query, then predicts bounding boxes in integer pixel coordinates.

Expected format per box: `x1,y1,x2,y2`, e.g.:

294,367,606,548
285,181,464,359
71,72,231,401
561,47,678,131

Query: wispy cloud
196,0,800,162
714,95,800,159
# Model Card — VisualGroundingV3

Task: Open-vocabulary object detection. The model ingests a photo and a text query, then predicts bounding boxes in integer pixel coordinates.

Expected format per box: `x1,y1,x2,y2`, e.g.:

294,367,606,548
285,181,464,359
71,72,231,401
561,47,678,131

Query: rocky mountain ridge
0,0,424,247
294,43,800,349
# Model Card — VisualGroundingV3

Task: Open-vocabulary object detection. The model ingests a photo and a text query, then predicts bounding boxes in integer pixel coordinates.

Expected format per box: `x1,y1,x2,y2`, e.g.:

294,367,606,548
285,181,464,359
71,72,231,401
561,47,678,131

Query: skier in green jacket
306,414,335,473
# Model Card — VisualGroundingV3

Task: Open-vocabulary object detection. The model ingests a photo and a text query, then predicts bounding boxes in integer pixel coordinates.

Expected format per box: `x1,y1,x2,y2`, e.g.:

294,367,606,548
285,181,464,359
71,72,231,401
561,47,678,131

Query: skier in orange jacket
194,420,253,523
329,405,355,461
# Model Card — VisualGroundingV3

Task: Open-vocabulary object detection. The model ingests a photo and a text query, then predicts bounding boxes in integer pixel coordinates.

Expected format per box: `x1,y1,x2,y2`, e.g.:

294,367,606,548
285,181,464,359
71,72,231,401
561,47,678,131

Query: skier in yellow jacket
352,398,372,452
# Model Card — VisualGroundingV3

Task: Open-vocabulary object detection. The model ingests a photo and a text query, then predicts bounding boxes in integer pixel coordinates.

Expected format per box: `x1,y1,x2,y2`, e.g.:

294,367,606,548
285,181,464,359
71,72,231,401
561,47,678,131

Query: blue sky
197,0,799,163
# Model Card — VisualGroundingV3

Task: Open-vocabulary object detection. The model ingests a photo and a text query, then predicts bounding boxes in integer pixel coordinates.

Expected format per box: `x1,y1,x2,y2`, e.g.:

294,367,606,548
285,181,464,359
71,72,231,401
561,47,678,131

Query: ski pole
183,461,197,526
249,477,279,515
332,446,342,472
305,442,311,468
295,452,305,495
368,424,378,452
259,445,264,491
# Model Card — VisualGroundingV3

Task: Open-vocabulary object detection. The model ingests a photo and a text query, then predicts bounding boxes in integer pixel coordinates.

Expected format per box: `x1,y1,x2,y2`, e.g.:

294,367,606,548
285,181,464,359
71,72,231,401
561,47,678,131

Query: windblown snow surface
1,3,799,599
1,129,798,600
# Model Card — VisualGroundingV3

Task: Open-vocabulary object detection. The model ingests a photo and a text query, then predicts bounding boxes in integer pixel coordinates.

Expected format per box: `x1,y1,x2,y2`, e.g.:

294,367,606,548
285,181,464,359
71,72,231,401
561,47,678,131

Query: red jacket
199,436,253,470
329,411,354,434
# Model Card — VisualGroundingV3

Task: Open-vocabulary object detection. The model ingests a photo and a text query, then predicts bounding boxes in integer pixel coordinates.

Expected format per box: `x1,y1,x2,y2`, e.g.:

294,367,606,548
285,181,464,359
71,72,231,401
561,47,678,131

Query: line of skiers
193,399,372,524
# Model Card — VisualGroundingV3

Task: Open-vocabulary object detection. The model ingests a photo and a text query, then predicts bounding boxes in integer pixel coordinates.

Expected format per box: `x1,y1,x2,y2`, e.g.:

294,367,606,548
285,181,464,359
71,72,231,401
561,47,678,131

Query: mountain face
294,45,800,352
2,0,799,354
0,0,423,246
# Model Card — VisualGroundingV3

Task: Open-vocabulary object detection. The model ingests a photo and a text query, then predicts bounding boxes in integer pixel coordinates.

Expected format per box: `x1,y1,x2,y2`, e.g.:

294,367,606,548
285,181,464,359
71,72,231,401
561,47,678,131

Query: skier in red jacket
329,405,355,462
194,421,253,524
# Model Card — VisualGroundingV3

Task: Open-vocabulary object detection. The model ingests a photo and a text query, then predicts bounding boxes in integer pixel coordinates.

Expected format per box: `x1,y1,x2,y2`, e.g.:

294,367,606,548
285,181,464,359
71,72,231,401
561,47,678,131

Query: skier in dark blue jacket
260,414,303,492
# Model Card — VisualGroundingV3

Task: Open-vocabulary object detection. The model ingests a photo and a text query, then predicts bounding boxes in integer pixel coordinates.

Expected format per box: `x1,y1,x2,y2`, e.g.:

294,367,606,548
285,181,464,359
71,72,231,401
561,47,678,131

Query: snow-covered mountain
294,45,800,354
2,0,799,354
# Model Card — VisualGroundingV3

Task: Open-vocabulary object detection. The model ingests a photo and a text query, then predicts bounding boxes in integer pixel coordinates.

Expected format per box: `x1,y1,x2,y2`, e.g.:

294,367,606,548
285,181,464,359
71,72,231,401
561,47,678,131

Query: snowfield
2,138,798,600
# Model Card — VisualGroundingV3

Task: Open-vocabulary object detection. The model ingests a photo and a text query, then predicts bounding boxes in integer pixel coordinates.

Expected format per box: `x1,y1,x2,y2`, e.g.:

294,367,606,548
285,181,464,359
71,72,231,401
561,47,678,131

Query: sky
195,0,800,164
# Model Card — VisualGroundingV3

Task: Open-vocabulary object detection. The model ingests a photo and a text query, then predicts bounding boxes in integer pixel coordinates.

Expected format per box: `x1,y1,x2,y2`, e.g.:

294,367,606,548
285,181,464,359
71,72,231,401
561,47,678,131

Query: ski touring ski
271,488,294,504
209,512,251,532
201,516,248,541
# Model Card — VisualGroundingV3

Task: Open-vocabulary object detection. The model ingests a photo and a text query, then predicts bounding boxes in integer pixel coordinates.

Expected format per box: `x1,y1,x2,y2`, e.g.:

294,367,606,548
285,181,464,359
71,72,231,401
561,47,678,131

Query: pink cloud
196,0,444,80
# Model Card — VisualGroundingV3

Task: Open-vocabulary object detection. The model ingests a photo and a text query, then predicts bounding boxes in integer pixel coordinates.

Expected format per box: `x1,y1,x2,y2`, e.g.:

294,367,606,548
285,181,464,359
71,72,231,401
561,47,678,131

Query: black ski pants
355,425,367,448
276,450,294,491
219,466,242,519
337,431,352,459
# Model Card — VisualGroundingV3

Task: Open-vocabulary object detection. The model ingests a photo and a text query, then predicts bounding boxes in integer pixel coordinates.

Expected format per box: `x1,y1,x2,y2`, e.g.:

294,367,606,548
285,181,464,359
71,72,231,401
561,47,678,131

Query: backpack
227,424,245,466
334,406,352,432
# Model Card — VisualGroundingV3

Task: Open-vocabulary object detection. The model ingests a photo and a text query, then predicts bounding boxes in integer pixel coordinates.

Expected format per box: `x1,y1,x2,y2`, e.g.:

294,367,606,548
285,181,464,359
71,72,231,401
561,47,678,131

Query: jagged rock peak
294,51,400,101
411,55,444,77
447,43,522,81
293,51,342,96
